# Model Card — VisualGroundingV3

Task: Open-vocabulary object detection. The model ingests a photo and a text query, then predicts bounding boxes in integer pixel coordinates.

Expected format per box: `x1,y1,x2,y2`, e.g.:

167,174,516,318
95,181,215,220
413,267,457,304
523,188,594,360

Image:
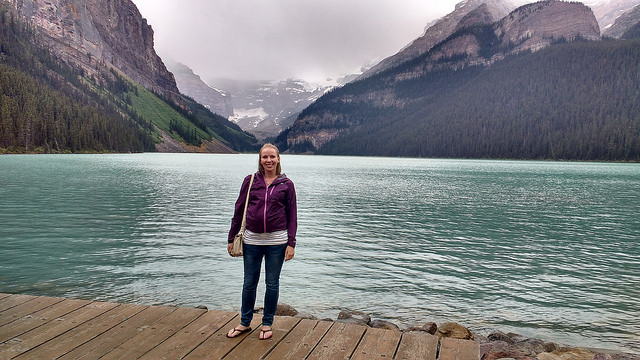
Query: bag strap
239,173,255,232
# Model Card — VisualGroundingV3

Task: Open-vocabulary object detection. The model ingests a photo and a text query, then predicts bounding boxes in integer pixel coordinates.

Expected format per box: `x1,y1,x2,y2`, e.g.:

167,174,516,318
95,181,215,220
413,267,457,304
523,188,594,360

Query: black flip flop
259,327,273,340
226,326,251,338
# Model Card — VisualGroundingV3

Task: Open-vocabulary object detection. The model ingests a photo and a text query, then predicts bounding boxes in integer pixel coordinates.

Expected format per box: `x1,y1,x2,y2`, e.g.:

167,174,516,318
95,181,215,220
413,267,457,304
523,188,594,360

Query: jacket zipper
263,186,268,232
263,181,276,232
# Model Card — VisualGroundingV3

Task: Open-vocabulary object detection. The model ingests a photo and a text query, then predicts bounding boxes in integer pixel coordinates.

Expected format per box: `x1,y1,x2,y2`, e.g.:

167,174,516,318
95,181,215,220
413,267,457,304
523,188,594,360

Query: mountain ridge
590,0,640,31
5,0,180,99
166,60,234,118
602,3,640,37
359,0,521,80
277,0,640,161
0,0,258,153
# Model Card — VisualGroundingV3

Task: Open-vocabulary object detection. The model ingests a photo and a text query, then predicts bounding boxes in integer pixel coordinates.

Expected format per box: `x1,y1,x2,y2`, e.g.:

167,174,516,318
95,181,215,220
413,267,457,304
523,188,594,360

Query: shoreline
268,304,640,360
2,152,640,163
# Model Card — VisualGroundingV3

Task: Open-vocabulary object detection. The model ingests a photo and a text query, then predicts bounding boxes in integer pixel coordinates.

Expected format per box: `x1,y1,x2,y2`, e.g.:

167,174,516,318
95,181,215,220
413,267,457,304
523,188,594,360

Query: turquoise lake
0,154,638,352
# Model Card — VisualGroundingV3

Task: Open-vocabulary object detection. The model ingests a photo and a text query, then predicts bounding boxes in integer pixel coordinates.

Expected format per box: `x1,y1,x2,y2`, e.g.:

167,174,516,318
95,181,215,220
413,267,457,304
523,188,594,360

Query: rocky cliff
360,0,519,79
602,3,640,38
590,0,640,33
496,1,600,52
166,61,234,118
4,0,179,97
410,1,601,74
359,0,640,81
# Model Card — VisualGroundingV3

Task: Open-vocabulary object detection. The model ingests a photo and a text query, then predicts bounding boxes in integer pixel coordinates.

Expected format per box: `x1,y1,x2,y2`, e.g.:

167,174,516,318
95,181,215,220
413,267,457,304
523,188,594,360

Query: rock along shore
246,303,638,360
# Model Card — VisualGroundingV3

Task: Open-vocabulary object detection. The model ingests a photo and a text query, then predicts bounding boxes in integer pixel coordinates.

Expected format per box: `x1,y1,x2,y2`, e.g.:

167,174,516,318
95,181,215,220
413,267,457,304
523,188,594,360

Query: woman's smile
260,148,280,173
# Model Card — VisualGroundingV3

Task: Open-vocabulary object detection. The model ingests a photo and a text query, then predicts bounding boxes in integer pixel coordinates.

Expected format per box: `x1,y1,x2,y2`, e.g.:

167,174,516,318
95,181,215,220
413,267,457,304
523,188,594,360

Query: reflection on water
1,154,639,352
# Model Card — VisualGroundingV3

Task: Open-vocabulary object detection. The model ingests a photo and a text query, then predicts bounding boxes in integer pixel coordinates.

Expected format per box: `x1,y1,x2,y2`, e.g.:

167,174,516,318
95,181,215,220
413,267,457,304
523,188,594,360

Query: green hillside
0,3,257,154
0,5,151,153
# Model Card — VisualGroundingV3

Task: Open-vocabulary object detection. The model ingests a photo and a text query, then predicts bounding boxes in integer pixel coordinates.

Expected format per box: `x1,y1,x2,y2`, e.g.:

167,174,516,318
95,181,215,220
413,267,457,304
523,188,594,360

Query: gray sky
132,1,542,83
131,0,467,83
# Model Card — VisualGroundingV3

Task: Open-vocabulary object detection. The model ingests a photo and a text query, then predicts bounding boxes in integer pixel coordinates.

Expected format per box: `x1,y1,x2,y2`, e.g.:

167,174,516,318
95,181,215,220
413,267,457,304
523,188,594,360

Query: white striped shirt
243,229,288,246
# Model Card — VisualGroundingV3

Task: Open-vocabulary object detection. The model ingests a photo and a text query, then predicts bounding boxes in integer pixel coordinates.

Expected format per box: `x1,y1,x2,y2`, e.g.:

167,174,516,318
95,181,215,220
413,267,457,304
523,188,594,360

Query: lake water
1,154,639,352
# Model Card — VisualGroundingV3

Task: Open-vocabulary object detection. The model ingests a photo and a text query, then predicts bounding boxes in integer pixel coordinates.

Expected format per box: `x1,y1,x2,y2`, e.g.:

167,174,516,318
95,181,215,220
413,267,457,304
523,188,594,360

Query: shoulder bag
230,173,255,257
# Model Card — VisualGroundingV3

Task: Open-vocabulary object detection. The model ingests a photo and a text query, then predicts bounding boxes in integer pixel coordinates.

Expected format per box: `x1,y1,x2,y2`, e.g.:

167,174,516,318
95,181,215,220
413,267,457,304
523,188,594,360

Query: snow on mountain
208,78,338,140
229,107,269,127
588,0,640,31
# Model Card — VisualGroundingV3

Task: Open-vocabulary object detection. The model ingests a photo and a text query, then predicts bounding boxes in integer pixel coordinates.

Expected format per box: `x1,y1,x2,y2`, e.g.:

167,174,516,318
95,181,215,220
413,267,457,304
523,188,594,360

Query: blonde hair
258,143,282,175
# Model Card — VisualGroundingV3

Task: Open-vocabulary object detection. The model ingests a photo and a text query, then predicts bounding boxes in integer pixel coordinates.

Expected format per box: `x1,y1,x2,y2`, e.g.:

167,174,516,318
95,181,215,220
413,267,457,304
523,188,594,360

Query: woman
226,143,297,340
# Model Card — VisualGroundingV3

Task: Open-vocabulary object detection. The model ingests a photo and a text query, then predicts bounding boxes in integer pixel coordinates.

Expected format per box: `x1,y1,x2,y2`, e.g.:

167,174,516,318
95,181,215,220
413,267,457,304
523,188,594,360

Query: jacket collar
256,171,288,185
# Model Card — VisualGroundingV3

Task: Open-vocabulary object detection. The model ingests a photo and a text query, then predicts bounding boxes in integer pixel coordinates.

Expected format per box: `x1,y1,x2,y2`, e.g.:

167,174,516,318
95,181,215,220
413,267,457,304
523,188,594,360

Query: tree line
0,4,154,153
0,64,153,152
281,37,640,161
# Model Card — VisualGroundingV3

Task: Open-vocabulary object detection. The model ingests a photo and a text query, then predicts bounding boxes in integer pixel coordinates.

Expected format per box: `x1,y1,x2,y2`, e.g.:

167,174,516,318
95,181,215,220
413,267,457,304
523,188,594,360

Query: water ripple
1,154,639,352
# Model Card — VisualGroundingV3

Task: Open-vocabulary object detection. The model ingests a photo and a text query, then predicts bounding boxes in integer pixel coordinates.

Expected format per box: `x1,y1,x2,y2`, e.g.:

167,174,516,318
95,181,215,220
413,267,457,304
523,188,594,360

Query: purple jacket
228,171,297,248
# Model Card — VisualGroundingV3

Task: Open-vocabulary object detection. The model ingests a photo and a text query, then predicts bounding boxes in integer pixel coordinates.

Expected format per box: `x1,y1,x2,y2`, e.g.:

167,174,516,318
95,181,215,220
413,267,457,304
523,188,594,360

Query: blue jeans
240,243,287,327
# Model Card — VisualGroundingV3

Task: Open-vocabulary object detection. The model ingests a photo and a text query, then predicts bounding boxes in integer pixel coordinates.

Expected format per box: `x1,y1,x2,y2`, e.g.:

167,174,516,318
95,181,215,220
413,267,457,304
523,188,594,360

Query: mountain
166,61,234,118
278,1,640,161
360,0,638,81
169,62,340,140
183,0,637,144
397,0,599,73
1,0,257,153
360,0,521,80
589,0,640,33
495,1,600,52
602,3,640,38
1,1,154,153
5,0,179,98
208,78,335,140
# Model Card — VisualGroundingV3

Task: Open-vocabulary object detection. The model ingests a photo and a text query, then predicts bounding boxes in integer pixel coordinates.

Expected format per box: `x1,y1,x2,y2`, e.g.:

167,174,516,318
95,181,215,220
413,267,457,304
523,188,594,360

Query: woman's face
260,147,280,173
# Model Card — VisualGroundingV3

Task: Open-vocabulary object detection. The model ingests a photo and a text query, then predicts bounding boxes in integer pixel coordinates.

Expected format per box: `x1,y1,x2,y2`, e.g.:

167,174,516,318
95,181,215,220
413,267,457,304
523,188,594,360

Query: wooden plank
306,322,367,360
57,305,173,360
0,295,480,360
99,306,205,359
0,298,92,343
0,296,65,327
183,315,263,360
13,303,146,360
265,319,333,360
395,332,438,360
0,294,37,313
139,310,236,360
224,316,301,360
438,338,480,360
0,301,116,359
351,327,402,360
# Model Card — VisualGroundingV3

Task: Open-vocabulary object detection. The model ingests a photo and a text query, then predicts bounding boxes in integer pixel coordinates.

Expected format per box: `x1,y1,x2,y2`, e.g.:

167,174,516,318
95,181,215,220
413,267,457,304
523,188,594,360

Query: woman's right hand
227,243,233,256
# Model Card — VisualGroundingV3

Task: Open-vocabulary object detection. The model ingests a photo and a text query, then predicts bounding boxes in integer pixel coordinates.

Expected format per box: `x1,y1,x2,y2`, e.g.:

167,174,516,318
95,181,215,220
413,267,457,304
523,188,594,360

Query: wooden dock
0,293,479,359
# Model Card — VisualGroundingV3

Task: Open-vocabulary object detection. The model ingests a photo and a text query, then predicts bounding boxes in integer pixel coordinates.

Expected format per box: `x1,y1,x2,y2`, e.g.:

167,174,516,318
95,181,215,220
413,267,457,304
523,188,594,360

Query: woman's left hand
285,246,295,261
